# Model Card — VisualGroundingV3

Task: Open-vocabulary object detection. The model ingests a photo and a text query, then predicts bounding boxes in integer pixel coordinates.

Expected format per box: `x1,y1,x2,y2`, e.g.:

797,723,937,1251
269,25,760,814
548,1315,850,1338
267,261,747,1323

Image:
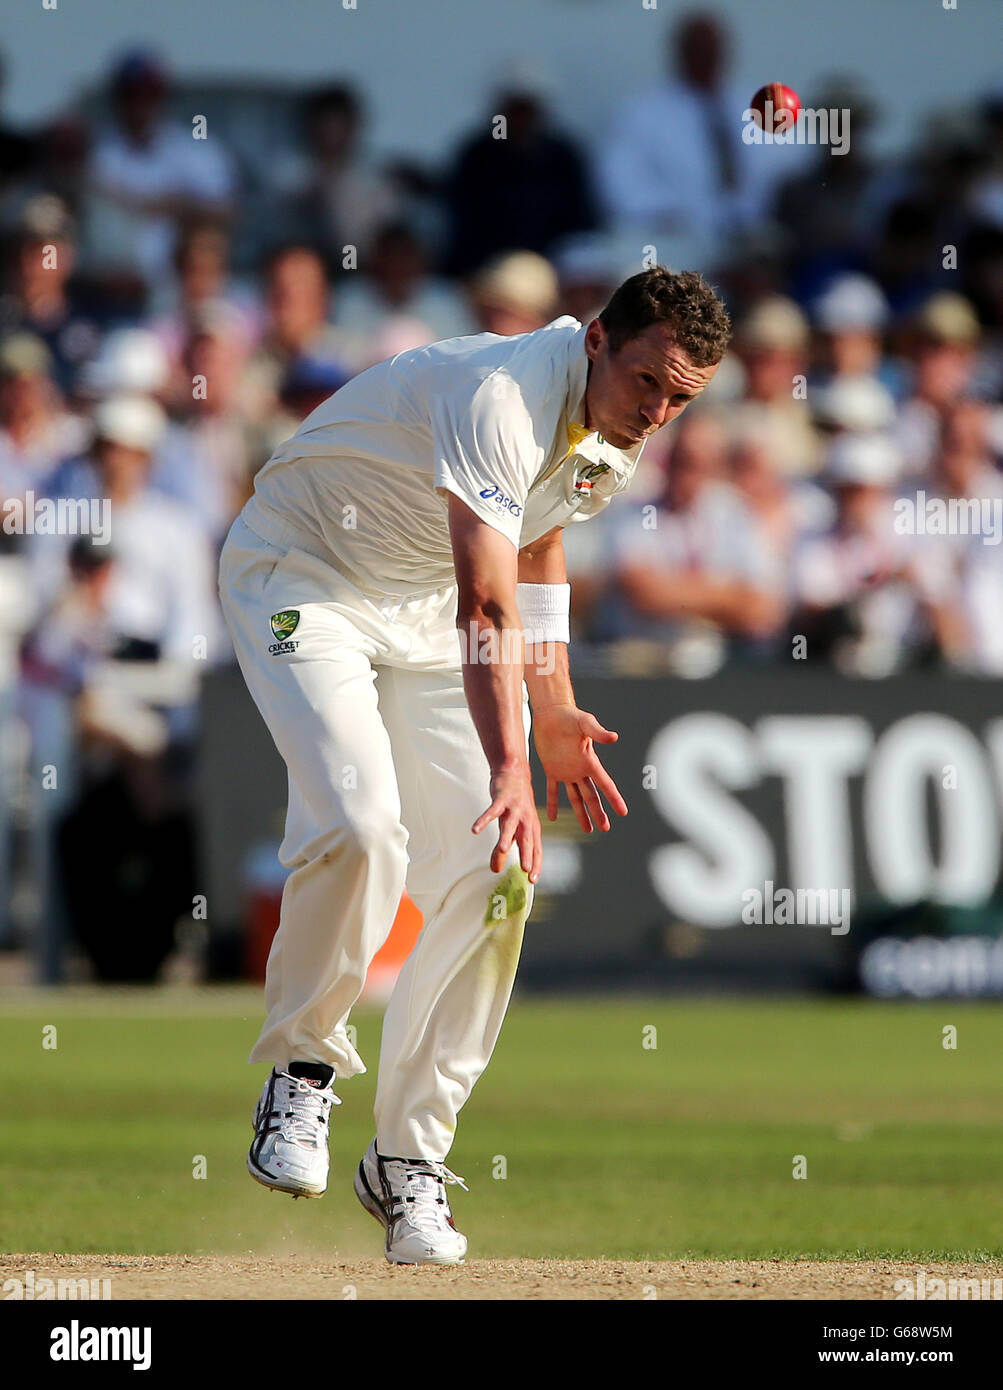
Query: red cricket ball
750,83,802,134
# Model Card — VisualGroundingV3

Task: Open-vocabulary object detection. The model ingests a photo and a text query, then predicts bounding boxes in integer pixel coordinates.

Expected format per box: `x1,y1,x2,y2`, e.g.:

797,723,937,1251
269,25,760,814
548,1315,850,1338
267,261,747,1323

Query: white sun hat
92,394,167,452
813,374,897,431
825,431,901,487
80,328,170,396
812,274,889,333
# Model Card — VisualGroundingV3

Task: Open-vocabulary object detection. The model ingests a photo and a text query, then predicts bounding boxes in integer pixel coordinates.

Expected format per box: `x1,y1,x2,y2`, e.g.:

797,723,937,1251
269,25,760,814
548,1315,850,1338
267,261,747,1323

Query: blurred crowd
2,11,1003,974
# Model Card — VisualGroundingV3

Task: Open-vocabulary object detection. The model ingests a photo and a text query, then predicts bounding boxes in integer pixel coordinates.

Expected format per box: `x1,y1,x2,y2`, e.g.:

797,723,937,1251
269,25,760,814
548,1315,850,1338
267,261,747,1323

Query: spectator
727,423,832,593
595,11,803,272
332,220,474,355
83,50,237,288
466,250,558,337
238,244,354,427
35,393,222,664
156,309,255,542
266,83,397,264
590,412,785,671
379,157,449,264
0,194,102,390
908,400,1003,674
0,333,87,498
444,59,596,275
23,532,200,983
22,535,117,692
894,292,982,476
807,277,900,438
24,388,221,983
149,219,259,365
790,432,925,674
728,296,822,476
809,273,891,386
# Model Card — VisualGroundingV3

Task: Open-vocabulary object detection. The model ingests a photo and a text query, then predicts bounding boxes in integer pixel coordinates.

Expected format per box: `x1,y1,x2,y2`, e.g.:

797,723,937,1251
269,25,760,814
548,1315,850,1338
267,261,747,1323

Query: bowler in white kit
218,266,730,1264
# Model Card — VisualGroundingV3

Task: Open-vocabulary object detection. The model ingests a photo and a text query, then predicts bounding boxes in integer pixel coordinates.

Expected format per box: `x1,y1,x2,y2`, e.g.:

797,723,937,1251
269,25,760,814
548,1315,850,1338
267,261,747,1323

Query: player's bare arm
518,525,628,834
448,492,542,883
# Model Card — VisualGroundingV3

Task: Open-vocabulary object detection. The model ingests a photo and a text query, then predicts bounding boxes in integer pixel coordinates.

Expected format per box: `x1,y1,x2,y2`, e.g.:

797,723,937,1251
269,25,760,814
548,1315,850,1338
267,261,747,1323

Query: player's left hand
531,703,629,833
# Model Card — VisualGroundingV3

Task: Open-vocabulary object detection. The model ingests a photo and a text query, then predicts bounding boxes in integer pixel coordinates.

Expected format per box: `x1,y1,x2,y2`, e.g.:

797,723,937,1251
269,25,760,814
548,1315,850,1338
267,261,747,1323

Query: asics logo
479,485,523,517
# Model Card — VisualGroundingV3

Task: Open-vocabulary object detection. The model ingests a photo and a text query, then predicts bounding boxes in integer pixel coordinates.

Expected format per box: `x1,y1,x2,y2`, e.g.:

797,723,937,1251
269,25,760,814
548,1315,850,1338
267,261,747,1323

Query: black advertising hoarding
525,671,1003,995
199,666,1003,995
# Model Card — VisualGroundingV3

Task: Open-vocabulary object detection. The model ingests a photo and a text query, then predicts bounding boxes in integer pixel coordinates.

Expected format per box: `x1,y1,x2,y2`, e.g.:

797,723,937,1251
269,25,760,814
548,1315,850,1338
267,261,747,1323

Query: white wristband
516,582,571,645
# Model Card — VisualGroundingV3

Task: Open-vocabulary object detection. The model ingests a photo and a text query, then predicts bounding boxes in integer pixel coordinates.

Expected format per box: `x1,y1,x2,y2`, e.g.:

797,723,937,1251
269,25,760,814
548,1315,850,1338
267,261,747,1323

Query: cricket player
218,266,730,1264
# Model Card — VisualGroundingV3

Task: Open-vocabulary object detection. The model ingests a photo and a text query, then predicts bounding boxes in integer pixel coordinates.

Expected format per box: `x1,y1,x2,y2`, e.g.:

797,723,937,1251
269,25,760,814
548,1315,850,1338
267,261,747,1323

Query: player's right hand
472,763,543,884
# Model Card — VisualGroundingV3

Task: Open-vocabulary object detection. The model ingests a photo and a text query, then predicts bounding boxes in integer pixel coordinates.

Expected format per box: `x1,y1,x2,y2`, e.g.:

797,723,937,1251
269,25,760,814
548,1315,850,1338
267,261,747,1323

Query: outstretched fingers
589,763,628,818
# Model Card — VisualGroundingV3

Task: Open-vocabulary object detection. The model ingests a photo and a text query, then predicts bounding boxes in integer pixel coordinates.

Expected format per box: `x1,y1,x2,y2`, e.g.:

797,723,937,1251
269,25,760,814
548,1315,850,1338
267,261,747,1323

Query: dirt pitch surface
6,1253,1003,1300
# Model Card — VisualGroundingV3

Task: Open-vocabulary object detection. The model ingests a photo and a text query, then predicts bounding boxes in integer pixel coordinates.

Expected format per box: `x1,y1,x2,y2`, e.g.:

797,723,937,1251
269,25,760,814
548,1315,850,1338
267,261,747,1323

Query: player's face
583,320,719,450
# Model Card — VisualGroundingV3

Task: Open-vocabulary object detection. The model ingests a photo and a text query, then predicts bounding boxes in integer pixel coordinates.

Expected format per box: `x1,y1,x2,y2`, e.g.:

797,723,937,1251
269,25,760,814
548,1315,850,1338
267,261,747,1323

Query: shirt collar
566,325,590,432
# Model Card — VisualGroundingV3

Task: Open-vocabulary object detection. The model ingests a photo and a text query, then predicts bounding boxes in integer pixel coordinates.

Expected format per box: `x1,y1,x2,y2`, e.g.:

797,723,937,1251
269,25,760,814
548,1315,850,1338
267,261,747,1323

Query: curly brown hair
598,267,732,366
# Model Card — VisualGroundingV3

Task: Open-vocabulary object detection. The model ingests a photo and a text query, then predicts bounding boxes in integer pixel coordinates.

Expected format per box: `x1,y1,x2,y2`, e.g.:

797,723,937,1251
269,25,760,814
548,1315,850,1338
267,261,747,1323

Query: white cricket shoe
247,1067,340,1198
354,1139,469,1265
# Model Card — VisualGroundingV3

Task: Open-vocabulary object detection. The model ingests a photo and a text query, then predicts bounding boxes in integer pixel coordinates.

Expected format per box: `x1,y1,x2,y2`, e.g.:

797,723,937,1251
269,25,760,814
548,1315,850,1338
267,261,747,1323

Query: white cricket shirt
240,317,644,598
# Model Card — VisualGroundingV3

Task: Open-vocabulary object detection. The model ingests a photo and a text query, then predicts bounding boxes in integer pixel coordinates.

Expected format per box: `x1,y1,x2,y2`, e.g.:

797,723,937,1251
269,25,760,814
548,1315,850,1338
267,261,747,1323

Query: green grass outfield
1,990,1000,1262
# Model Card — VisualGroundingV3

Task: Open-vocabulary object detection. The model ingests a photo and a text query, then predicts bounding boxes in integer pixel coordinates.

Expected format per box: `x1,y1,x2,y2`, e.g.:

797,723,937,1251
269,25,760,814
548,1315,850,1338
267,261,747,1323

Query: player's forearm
517,528,574,708
457,605,529,773
524,639,574,712
448,495,531,773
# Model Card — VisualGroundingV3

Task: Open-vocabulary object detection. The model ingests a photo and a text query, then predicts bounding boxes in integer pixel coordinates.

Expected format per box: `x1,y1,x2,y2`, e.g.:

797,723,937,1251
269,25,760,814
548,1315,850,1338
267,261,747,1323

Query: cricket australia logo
268,609,300,656
572,462,610,497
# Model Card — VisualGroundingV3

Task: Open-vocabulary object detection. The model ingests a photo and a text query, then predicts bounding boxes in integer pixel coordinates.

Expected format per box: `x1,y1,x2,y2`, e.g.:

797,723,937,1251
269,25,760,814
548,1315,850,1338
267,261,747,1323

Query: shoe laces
382,1157,468,1236
273,1072,340,1146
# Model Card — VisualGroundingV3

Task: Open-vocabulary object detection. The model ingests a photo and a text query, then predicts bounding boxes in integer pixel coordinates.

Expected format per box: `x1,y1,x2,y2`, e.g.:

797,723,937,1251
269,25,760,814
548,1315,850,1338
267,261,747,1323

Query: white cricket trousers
218,513,534,1160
